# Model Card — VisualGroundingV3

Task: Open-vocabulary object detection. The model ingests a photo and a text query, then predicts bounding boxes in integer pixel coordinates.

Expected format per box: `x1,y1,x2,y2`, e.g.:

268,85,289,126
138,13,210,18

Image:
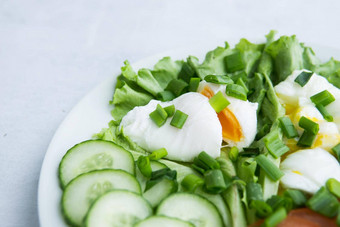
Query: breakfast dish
45,31,340,226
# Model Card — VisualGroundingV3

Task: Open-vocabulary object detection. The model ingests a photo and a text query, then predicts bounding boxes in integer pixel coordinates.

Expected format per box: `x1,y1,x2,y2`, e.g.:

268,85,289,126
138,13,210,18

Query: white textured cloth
1,0,340,226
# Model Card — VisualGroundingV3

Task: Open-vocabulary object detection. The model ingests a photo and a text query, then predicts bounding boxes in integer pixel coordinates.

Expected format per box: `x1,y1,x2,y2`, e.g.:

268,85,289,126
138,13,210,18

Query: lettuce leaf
315,58,340,88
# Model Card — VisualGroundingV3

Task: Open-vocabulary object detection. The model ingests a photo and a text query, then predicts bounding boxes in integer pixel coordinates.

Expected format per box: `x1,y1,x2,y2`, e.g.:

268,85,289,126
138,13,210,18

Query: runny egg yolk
200,86,242,142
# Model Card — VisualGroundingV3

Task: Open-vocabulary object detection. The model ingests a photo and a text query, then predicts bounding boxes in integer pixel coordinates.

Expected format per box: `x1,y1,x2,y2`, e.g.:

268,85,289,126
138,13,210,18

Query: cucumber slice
85,190,152,227
62,169,141,226
135,215,194,227
196,188,232,227
59,140,134,187
157,193,223,227
143,178,178,207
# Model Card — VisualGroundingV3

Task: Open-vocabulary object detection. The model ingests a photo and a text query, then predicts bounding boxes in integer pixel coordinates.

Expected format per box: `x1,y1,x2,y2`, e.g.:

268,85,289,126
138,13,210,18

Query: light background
1,0,340,226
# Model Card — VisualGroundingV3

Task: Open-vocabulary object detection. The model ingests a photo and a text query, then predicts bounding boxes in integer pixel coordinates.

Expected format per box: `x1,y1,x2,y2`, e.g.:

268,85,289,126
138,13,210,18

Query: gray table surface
1,0,340,226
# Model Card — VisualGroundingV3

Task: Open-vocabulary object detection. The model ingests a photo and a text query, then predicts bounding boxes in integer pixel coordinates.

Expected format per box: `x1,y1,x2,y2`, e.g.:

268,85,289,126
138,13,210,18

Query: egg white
280,148,340,194
120,92,222,162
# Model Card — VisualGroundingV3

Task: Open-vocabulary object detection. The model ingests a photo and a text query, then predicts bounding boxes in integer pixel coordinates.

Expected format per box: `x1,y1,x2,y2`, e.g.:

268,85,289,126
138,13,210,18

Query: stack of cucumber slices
58,140,225,227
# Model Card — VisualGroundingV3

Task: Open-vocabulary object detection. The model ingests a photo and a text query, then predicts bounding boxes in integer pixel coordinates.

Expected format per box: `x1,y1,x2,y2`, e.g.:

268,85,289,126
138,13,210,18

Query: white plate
37,42,340,227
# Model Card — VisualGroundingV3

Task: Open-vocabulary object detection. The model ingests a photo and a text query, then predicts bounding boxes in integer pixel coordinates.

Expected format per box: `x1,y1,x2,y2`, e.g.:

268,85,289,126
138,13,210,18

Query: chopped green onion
225,84,247,101
149,148,168,161
229,146,239,162
209,91,230,113
255,154,284,181
298,116,319,134
310,90,335,106
279,117,299,138
170,110,188,129
294,71,313,87
247,182,264,203
307,186,339,218
192,164,205,175
267,195,293,212
225,51,245,73
197,151,220,170
164,105,175,117
188,77,200,92
331,143,340,161
181,174,204,192
239,147,260,157
326,178,340,198
204,75,233,84
204,169,227,193
316,104,333,122
165,79,188,97
236,77,249,93
137,156,152,178
264,131,290,159
283,189,307,208
250,200,272,218
150,167,177,181
149,104,168,127
156,91,175,101
178,62,195,83
297,130,317,147
145,168,178,191
262,207,287,227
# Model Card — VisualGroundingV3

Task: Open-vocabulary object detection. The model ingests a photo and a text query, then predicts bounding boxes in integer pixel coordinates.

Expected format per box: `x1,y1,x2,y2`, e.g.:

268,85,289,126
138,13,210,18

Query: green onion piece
164,105,175,117
298,116,319,134
198,151,220,170
137,156,152,178
188,78,200,92
255,154,284,181
178,62,195,83
165,79,188,97
297,130,317,147
225,84,247,101
149,148,168,161
332,143,340,161
181,174,204,192
264,131,290,159
145,168,178,191
225,51,245,73
326,178,340,198
170,110,188,129
315,104,333,122
262,207,287,227
236,77,249,93
267,195,293,212
279,117,299,138
239,147,260,157
307,186,339,218
149,104,168,127
247,182,264,203
250,200,273,218
283,189,307,208
204,169,227,194
229,146,239,162
192,164,205,175
310,90,335,106
204,75,233,84
209,91,230,113
294,71,313,87
156,91,175,101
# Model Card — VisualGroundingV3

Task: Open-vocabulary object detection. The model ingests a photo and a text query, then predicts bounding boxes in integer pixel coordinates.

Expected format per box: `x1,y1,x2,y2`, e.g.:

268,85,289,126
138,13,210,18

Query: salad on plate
57,31,340,227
